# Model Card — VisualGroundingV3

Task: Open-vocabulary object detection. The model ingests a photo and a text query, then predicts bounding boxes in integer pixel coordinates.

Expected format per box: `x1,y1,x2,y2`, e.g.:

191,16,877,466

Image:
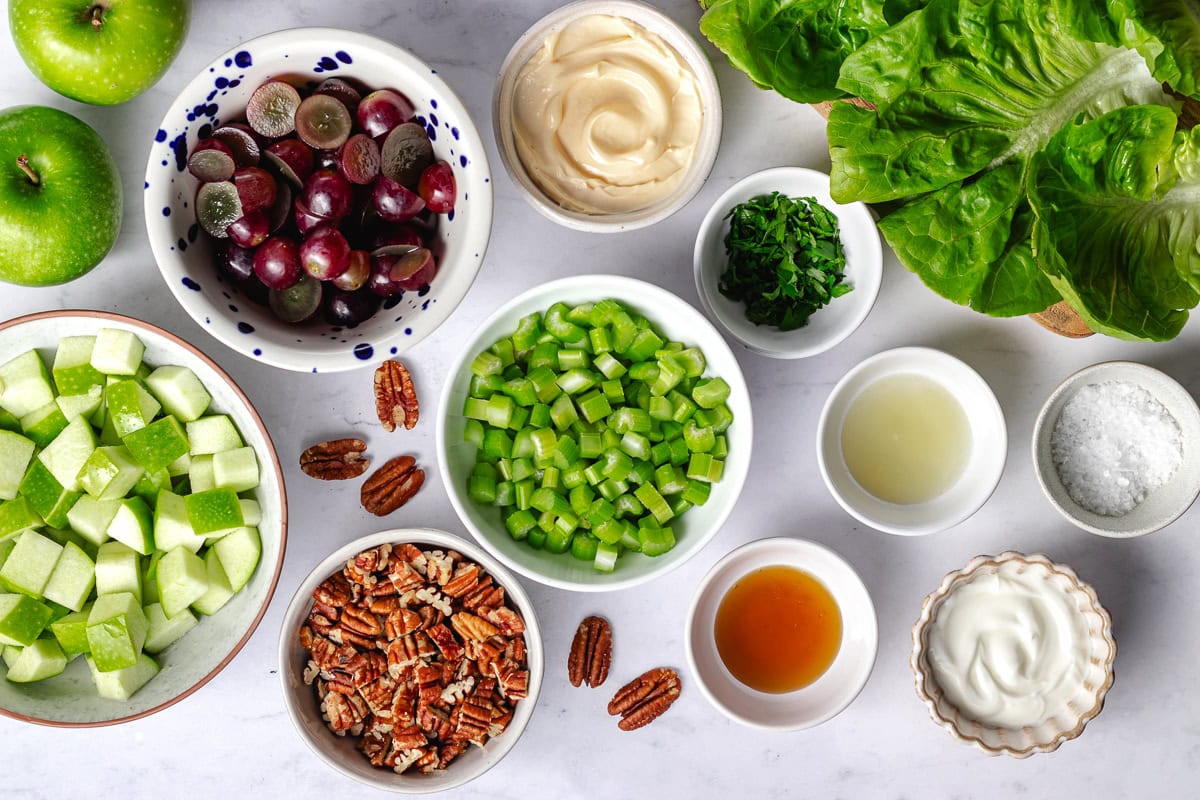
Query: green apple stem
89,4,106,28
15,155,39,186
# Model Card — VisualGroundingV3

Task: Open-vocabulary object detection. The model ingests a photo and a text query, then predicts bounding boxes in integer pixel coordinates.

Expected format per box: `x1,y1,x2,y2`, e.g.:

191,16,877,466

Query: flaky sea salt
1050,380,1182,516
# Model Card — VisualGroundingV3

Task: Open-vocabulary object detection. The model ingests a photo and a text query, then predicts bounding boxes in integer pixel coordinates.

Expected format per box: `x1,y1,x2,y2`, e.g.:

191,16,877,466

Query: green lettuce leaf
698,0,897,103
1029,106,1200,341
878,163,1060,315
1138,0,1200,98
829,0,1171,204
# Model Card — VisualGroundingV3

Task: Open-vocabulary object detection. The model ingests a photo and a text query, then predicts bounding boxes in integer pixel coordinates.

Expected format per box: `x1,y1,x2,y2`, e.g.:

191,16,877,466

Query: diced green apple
213,526,260,592
0,408,20,433
90,329,145,376
130,468,169,503
122,416,189,473
41,541,95,611
19,459,80,528
166,450,191,477
79,444,144,500
94,541,142,600
50,604,92,656
0,593,53,645
186,414,242,455
185,488,243,535
188,454,214,492
142,601,198,653
19,401,68,447
104,379,160,438
51,336,104,396
105,497,154,555
86,592,147,672
0,430,36,500
65,495,120,546
212,447,259,493
5,637,67,682
0,350,55,417
87,652,159,699
142,550,163,605
152,490,206,553
0,496,43,540
191,547,234,616
156,546,208,618
55,385,104,421
239,499,261,527
0,529,63,597
37,416,97,492
145,365,211,422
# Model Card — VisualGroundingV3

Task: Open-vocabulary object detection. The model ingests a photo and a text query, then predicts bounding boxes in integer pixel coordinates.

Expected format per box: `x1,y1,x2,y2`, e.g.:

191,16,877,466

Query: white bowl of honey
684,537,877,730
816,347,1008,536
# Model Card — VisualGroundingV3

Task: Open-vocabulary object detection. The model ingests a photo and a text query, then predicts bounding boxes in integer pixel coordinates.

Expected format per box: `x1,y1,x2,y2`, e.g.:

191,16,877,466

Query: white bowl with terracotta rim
685,537,877,730
1032,361,1200,538
493,0,722,232
278,528,543,794
911,552,1116,758
0,310,287,726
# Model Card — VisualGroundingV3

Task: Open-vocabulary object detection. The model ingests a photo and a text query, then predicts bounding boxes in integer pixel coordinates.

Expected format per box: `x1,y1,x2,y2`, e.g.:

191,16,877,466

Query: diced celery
576,390,612,423
467,474,497,504
540,466,561,490
557,349,590,371
638,525,676,556
545,303,586,343
570,534,599,562
683,420,716,453
470,351,503,378
682,480,711,506
594,352,626,380
549,394,578,430
502,378,538,407
463,419,484,447
505,509,537,540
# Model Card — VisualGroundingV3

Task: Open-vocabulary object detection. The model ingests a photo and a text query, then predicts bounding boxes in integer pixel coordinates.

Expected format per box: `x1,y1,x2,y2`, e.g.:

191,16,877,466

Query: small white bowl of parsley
693,167,882,359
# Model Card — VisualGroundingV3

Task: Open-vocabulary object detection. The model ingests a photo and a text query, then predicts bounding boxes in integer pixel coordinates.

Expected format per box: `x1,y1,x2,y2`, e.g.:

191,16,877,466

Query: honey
714,565,842,693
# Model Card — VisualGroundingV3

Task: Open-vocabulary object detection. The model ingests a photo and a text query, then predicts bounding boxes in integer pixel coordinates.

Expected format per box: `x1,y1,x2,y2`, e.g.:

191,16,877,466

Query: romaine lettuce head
1138,0,1200,99
1029,106,1200,341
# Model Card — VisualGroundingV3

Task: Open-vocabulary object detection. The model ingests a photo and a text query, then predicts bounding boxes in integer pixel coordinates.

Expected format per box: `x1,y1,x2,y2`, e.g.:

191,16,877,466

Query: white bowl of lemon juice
816,347,1007,536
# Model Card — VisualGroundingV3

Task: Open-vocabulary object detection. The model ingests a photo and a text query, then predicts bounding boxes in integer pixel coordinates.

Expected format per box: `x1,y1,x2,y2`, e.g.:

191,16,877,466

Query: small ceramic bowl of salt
1032,361,1200,537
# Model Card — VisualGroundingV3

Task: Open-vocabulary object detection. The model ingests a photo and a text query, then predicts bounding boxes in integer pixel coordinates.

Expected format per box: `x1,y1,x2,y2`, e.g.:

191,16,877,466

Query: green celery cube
52,336,104,396
122,416,189,472
86,592,147,672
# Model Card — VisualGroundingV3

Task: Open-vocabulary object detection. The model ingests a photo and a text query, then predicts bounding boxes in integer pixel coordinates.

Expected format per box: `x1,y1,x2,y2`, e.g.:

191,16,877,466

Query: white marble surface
1,1,1197,797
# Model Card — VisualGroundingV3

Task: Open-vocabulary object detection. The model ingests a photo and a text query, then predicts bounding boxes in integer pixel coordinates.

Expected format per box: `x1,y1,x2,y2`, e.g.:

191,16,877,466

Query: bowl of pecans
278,528,542,793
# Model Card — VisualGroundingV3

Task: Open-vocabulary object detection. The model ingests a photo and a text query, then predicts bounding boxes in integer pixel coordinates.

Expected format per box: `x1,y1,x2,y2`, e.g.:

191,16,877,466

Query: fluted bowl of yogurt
911,552,1116,758
494,0,721,232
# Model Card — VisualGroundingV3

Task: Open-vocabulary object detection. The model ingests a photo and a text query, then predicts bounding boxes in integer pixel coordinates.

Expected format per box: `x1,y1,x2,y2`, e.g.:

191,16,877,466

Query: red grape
372,225,423,250
418,160,456,213
196,181,243,238
212,124,262,167
300,225,351,280
380,122,433,187
389,247,437,290
233,167,278,214
269,273,323,323
373,175,425,222
356,89,415,139
293,194,333,235
333,249,371,291
295,94,352,150
227,210,271,248
323,288,379,326
253,236,302,290
246,80,301,138
188,139,235,182
303,168,353,219
315,77,362,111
265,138,314,186
338,133,381,185
219,243,256,282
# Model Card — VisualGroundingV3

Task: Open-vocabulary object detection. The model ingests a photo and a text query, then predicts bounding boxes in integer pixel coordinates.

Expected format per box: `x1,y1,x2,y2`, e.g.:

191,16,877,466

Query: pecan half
607,667,680,731
361,455,425,516
568,615,612,689
375,360,419,431
300,438,370,480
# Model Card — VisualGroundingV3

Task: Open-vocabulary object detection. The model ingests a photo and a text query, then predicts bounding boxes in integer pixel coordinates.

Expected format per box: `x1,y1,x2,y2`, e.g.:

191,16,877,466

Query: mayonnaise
927,567,1092,728
510,14,703,215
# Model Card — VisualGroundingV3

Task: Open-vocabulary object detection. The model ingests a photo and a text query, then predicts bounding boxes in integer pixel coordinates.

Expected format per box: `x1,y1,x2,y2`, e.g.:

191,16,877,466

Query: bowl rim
434,273,753,592
0,309,288,728
815,346,1008,536
1031,360,1200,538
276,527,543,793
692,166,882,359
144,26,494,373
910,551,1117,758
683,536,878,731
492,0,723,232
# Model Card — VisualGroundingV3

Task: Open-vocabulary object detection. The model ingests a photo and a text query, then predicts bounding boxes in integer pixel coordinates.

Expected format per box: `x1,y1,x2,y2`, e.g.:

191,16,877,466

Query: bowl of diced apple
0,310,286,726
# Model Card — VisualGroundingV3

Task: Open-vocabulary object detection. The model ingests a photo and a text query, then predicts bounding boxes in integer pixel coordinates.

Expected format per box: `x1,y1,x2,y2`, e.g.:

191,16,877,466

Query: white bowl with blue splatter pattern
145,28,493,373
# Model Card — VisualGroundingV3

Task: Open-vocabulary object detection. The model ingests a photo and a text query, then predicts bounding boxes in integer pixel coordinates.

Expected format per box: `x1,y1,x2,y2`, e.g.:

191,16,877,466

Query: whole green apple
9,0,190,106
0,105,122,286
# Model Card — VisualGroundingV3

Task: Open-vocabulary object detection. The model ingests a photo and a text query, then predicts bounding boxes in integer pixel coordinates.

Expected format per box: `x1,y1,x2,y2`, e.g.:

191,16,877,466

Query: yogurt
927,566,1092,728
510,14,703,215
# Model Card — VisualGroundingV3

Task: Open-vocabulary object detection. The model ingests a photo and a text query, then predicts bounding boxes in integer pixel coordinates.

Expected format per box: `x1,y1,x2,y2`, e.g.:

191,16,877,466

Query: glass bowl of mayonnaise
494,0,722,232
911,552,1116,758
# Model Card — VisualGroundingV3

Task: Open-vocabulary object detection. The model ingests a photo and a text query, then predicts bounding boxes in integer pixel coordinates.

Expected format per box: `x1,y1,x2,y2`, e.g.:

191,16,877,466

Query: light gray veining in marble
0,1,1196,798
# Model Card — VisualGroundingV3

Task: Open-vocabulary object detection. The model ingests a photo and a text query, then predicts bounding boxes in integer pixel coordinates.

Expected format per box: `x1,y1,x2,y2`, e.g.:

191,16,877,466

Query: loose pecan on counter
375,360,419,431
300,438,370,480
361,455,425,516
607,667,681,731
298,543,531,774
567,615,612,688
